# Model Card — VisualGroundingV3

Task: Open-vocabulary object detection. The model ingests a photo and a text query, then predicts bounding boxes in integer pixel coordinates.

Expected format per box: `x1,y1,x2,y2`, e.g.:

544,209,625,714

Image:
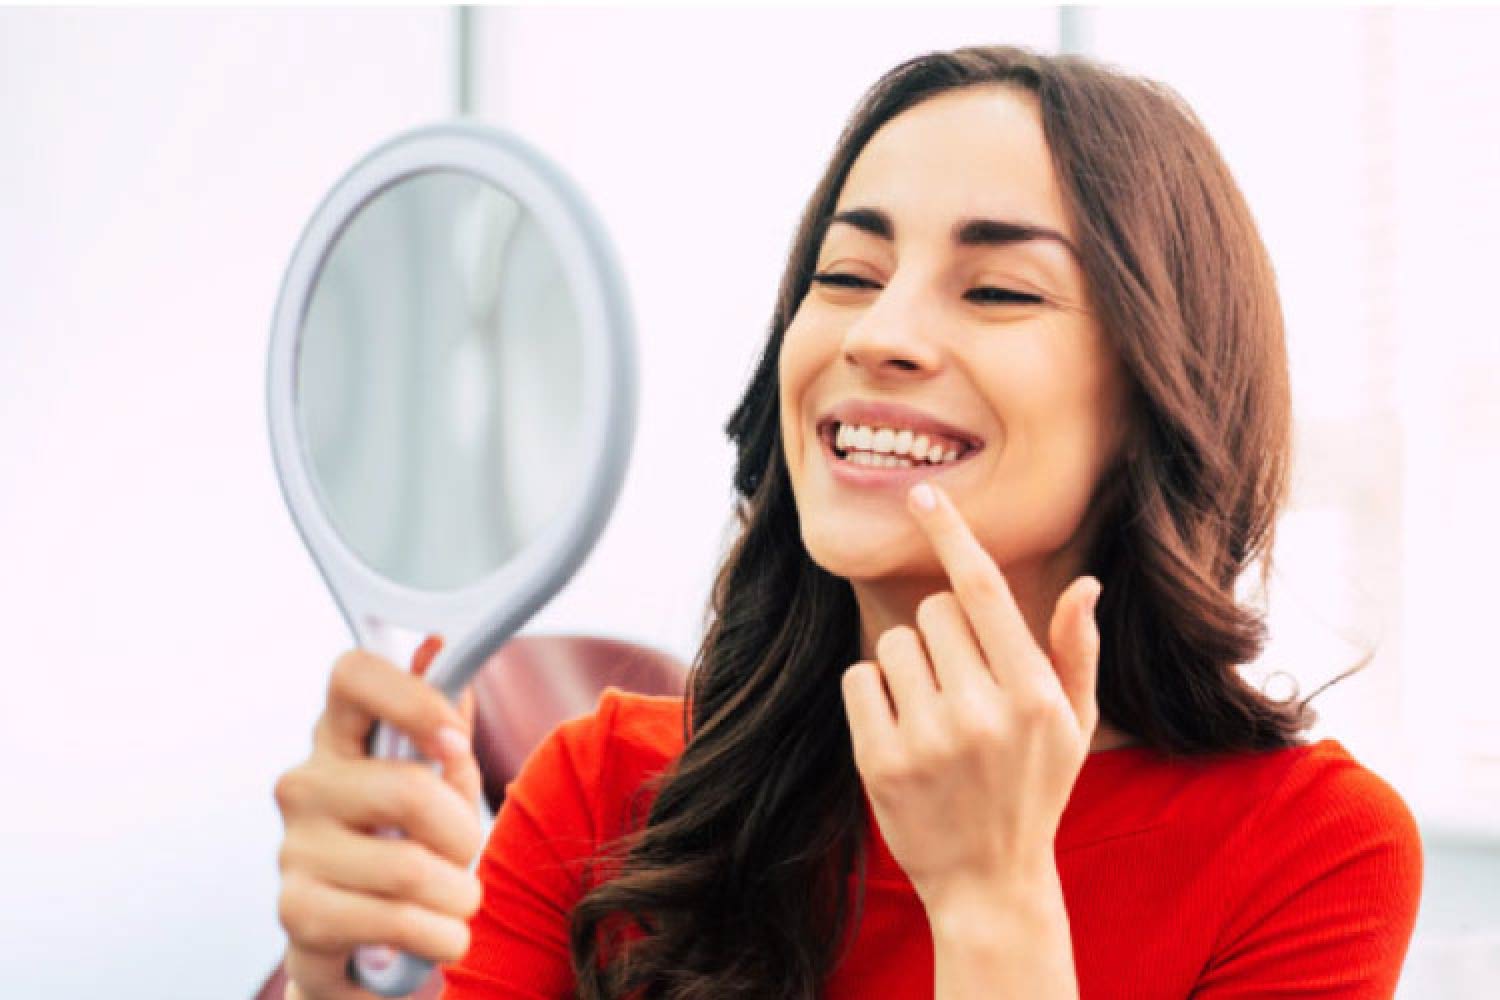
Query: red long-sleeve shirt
442,687,1423,999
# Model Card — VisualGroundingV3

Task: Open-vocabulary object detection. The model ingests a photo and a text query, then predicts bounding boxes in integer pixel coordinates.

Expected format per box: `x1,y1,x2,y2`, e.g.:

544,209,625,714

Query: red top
442,687,1423,999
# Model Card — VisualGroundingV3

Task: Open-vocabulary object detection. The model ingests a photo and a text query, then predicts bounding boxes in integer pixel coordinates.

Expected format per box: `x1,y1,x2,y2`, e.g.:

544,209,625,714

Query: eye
966,286,1043,305
809,271,879,290
809,272,1042,305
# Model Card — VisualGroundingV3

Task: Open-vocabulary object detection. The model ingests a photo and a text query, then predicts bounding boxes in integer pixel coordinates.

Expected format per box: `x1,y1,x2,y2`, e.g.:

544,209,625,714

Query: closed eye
809,272,1042,305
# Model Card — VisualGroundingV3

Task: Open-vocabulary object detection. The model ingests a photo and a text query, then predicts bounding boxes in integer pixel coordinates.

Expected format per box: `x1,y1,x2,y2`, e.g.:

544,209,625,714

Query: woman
275,44,1423,999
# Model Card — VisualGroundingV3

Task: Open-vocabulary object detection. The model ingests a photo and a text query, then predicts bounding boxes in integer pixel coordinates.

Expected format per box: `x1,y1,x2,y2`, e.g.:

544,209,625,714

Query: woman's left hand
840,481,1104,916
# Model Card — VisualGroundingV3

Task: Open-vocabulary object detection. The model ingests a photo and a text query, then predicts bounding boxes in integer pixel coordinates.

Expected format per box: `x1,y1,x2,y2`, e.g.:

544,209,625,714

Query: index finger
906,482,1036,685
315,648,469,762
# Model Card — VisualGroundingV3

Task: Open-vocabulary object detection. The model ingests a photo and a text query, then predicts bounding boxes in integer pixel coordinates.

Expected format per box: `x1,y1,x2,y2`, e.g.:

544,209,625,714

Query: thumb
411,634,477,734
1048,576,1102,736
458,685,477,735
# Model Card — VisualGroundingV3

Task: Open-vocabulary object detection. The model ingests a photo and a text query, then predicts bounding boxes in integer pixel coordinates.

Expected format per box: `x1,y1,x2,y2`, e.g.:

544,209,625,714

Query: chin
799,512,918,582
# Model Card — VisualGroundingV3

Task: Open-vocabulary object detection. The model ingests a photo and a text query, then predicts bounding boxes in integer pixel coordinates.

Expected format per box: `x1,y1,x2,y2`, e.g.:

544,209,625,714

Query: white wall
0,8,449,995
1083,11,1500,995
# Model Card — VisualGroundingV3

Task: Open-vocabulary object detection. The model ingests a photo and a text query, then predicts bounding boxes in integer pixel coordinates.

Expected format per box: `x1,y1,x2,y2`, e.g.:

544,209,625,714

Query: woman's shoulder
593,684,689,764
1168,739,1424,939
1234,738,1422,868
1186,740,1425,992
1069,737,1422,867
1191,738,1421,842
496,686,688,856
532,686,687,818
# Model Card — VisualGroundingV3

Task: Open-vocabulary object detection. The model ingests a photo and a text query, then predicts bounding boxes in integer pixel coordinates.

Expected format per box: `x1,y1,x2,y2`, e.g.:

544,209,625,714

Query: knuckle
391,903,459,959
276,837,302,876
386,902,426,952
387,845,432,898
952,704,1002,742
908,727,951,765
460,872,484,919
388,773,434,825
1014,690,1065,726
438,919,473,964
278,876,320,944
451,921,474,962
458,812,486,862
1011,695,1044,724
328,649,370,700
273,768,309,814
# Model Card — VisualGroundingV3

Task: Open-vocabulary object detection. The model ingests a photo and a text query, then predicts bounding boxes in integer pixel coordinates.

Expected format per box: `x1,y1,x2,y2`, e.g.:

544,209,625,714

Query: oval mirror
266,121,636,996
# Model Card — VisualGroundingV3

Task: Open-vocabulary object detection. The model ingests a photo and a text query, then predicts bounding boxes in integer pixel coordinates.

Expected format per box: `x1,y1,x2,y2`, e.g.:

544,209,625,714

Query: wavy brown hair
566,43,1359,999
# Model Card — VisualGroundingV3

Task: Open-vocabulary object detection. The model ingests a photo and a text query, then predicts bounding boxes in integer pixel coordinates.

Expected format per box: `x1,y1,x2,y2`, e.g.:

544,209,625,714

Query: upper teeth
835,423,965,464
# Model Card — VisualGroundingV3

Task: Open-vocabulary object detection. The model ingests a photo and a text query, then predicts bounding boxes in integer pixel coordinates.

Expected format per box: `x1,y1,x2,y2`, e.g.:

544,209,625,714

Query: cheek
973,343,1114,511
778,315,818,384
776,319,826,436
776,342,807,488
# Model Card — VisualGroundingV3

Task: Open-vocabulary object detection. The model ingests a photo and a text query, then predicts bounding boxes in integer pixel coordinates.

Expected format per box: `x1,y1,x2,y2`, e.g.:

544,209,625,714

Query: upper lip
817,399,985,450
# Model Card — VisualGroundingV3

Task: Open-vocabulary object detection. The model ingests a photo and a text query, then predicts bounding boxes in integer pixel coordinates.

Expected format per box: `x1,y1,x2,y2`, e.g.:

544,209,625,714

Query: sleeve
439,689,622,1000
1190,752,1425,999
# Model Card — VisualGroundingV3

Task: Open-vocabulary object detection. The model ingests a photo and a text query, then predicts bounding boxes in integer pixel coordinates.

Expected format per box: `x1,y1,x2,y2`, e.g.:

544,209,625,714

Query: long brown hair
567,43,1355,999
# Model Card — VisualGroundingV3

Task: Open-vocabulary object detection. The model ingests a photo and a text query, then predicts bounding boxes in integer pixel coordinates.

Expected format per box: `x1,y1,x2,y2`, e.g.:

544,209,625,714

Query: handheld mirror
267,121,636,996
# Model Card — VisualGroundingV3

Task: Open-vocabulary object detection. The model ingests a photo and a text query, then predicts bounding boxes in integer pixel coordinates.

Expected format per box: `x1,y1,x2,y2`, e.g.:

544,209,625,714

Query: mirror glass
297,169,587,592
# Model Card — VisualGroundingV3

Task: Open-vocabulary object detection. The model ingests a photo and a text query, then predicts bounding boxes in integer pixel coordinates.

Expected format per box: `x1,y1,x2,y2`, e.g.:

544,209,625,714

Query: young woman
275,45,1423,1000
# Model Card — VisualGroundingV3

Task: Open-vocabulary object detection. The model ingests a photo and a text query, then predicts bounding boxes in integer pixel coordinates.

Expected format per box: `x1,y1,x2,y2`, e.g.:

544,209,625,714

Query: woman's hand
274,638,484,1000
840,482,1103,917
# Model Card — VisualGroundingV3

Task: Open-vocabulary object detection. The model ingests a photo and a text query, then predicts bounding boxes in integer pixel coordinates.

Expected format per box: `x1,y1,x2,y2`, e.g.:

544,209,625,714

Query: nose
839,278,944,379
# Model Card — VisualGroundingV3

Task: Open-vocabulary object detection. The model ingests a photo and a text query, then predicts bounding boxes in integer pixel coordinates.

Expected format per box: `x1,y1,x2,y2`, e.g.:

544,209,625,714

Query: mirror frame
267,120,637,702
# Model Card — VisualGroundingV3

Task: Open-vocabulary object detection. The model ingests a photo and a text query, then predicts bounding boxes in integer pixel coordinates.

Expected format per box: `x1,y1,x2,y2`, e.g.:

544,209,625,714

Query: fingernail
911,482,937,511
438,726,469,758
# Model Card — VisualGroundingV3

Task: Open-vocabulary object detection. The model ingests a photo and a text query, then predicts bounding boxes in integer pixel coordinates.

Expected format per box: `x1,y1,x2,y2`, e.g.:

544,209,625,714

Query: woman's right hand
274,641,484,1000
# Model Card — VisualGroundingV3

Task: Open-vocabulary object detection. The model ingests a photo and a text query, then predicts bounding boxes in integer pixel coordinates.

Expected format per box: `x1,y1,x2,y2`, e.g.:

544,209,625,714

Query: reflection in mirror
298,170,585,592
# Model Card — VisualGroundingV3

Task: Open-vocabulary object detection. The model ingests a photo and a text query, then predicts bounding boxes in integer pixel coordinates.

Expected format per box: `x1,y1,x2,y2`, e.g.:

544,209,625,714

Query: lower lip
819,427,982,490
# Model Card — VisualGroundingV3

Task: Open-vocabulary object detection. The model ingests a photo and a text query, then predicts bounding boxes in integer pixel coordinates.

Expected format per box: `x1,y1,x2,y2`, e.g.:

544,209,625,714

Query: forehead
834,85,1072,245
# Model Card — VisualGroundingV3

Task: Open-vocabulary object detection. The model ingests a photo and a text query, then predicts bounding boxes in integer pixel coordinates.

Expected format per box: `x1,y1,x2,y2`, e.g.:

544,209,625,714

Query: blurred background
1,5,1496,997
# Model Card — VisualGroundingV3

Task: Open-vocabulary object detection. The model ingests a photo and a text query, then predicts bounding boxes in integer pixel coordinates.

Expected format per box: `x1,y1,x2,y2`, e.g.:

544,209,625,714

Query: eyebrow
821,206,1080,261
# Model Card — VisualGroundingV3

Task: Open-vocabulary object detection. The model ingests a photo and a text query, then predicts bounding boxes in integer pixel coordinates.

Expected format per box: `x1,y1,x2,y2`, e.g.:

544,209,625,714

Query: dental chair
255,635,690,1000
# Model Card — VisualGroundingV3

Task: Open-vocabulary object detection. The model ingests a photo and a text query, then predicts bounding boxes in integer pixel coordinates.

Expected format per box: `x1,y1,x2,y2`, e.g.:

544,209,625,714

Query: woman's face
779,84,1132,592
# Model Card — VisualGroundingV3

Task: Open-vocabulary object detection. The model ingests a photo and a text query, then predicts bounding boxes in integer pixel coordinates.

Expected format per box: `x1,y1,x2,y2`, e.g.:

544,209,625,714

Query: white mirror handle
349,721,440,997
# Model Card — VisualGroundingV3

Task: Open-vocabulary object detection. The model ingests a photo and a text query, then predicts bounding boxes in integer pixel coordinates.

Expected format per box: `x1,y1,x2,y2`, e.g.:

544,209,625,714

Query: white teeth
849,451,915,468
833,422,969,462
832,420,973,470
